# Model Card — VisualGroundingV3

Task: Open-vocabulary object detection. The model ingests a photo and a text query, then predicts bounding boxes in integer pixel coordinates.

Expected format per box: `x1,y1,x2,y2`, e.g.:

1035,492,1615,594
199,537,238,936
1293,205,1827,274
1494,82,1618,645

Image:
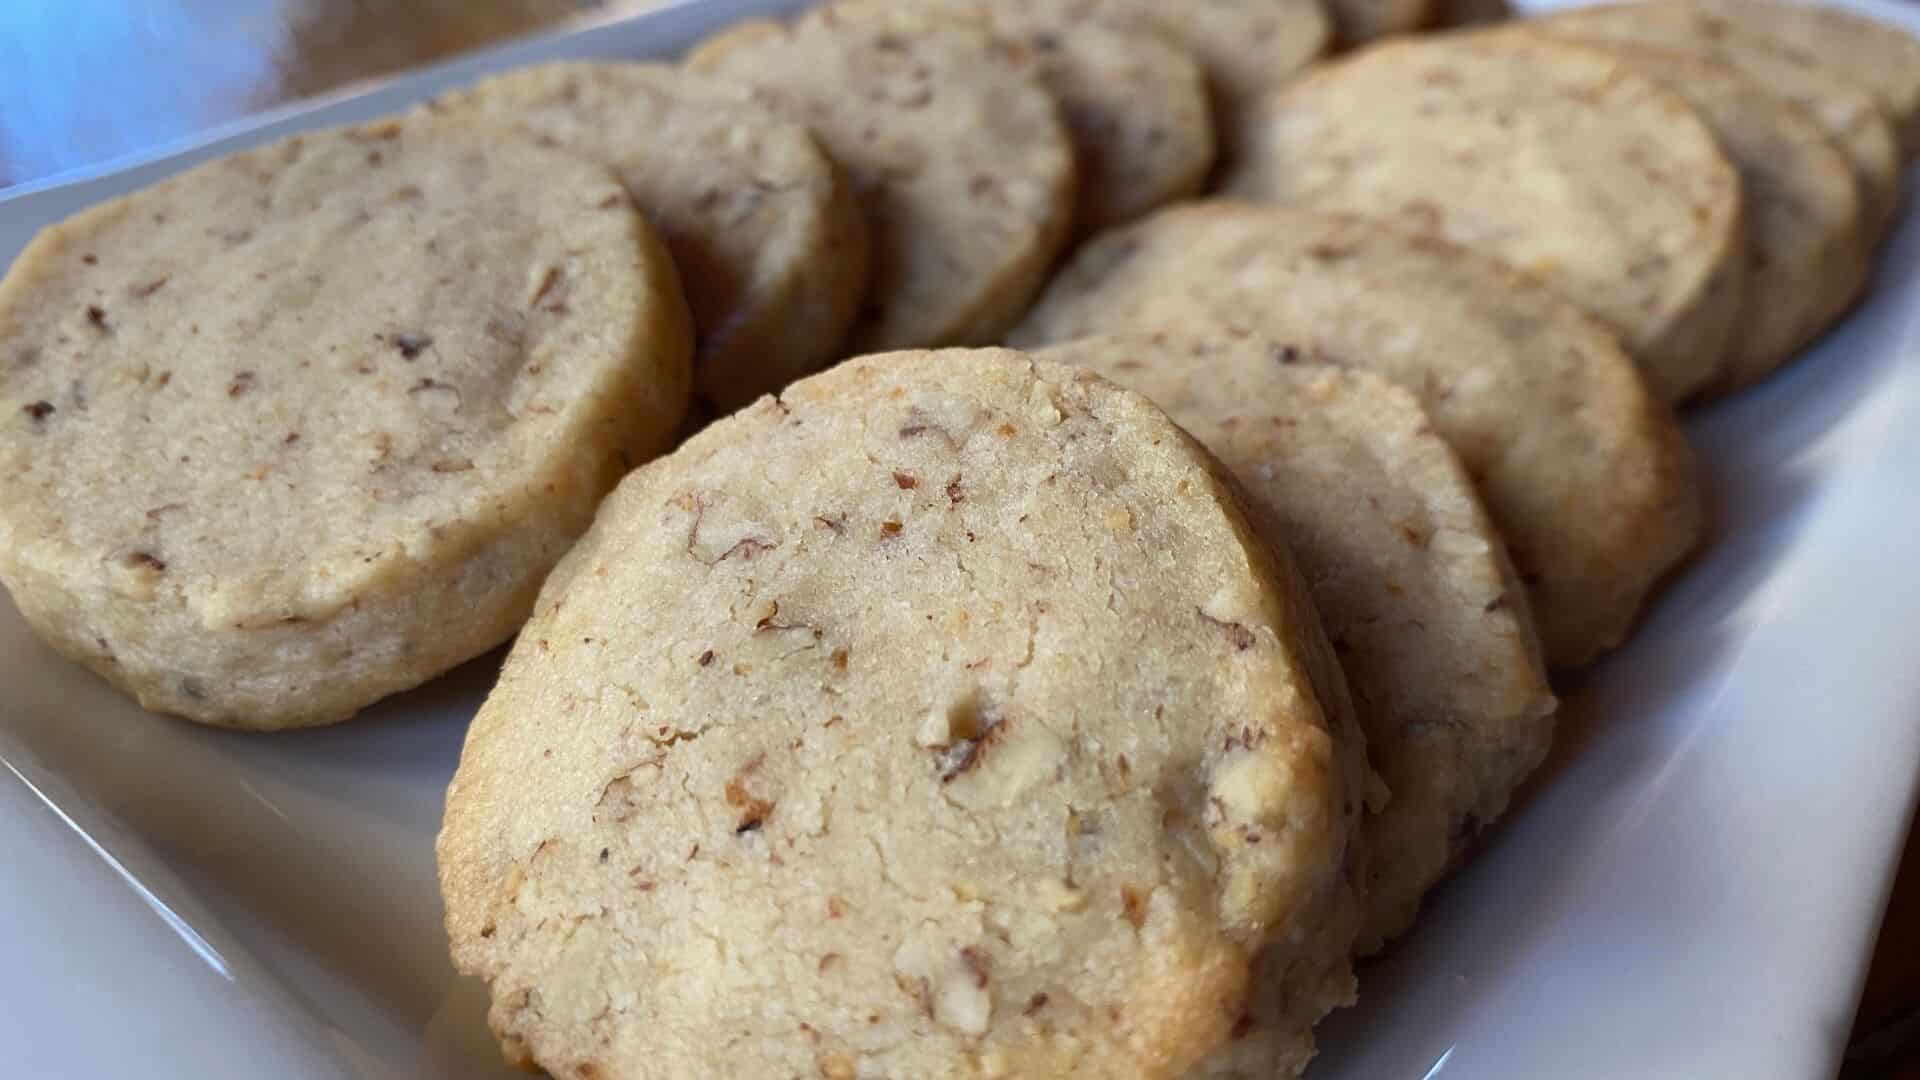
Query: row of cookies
1220,1,1920,408
0,0,1427,724
436,341,1541,1078
435,2,1920,1076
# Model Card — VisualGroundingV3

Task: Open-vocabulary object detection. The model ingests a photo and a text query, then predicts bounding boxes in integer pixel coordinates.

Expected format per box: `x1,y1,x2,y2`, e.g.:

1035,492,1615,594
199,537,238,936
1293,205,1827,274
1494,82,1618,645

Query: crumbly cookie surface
1010,202,1702,667
1041,336,1556,956
688,11,1075,352
0,119,691,729
439,349,1364,1080
431,61,868,413
1226,32,1746,403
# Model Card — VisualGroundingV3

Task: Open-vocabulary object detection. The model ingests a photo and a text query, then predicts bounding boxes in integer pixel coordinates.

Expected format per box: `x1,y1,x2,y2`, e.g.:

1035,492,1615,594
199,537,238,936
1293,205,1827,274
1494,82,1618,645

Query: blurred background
0,0,657,187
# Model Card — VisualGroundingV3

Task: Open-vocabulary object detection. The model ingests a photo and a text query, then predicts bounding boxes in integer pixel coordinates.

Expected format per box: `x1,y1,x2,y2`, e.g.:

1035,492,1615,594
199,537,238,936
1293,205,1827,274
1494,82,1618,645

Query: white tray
1,1,1916,1076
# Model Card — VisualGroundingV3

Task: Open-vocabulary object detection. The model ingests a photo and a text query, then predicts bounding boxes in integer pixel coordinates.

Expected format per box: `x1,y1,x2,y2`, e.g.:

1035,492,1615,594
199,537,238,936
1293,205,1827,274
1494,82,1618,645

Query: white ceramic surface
1,1,1916,1076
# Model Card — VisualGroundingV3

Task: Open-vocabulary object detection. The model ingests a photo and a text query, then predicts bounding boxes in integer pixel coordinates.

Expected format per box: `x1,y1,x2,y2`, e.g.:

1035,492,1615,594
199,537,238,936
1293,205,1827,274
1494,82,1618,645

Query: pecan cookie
1516,40,1869,397
1225,32,1747,403
1009,203,1703,667
439,348,1365,1079
688,10,1075,351
429,62,869,414
1680,0,1920,161
825,0,1215,234
1530,1,1903,236
1040,335,1556,958
0,118,692,728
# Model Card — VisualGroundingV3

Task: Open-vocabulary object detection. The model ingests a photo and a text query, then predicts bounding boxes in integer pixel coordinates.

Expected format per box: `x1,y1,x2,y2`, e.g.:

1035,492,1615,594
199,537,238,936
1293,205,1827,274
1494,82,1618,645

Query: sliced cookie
0,119,693,729
1009,203,1703,668
438,348,1366,1080
1039,336,1556,954
1531,1,1904,235
1035,0,1332,128
826,0,1215,234
428,62,869,415
1225,32,1747,403
1684,0,1920,161
1530,41,1869,396
688,10,1075,352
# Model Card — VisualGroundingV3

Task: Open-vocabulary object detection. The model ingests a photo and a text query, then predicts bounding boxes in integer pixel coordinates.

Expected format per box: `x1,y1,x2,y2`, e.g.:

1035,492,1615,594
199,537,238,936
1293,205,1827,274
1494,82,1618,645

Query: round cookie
428,62,869,415
1038,335,1556,955
687,10,1075,352
1683,0,1920,161
1530,1,1904,236
1008,202,1703,668
1540,41,1869,397
0,119,693,729
438,348,1366,1080
826,0,1215,234
1225,32,1747,404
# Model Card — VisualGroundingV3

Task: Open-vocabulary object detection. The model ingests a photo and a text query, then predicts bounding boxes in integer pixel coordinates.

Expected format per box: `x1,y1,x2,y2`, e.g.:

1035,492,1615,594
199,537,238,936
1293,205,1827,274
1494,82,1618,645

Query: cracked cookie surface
437,348,1364,1079
0,118,691,729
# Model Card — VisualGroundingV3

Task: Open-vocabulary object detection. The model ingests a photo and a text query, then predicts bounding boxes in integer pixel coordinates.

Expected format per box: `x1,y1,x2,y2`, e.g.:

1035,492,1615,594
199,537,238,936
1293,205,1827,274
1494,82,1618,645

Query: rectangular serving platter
1,1,1916,1076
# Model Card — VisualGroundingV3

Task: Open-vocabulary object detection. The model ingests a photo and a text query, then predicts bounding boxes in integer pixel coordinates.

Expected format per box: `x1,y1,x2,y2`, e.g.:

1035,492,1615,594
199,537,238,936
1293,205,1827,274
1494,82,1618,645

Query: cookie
1328,0,1432,45
688,10,1076,352
1039,335,1556,957
0,119,693,729
428,62,869,414
826,0,1215,234
1530,1,1903,235
1684,0,1920,161
1032,0,1332,128
1535,41,1868,396
1009,203,1703,667
438,348,1366,1080
1225,32,1747,404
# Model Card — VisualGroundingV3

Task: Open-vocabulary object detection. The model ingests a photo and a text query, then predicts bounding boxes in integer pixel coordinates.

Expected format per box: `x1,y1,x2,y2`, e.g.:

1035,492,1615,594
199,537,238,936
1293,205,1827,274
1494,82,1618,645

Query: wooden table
0,1,1914,1074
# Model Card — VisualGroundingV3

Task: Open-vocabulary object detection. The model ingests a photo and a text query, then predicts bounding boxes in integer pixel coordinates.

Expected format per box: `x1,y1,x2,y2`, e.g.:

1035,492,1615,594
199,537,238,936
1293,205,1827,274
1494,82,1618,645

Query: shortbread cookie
1531,1,1904,233
430,62,869,414
439,348,1365,1080
1545,42,1869,396
0,119,693,729
827,0,1214,233
1010,203,1702,667
1226,32,1746,403
1684,0,1920,160
688,11,1075,351
1039,336,1556,955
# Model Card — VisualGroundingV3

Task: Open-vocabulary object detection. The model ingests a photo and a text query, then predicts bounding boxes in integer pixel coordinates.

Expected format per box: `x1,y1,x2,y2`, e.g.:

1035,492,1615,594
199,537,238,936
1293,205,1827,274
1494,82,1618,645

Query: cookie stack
0,0,1914,1076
